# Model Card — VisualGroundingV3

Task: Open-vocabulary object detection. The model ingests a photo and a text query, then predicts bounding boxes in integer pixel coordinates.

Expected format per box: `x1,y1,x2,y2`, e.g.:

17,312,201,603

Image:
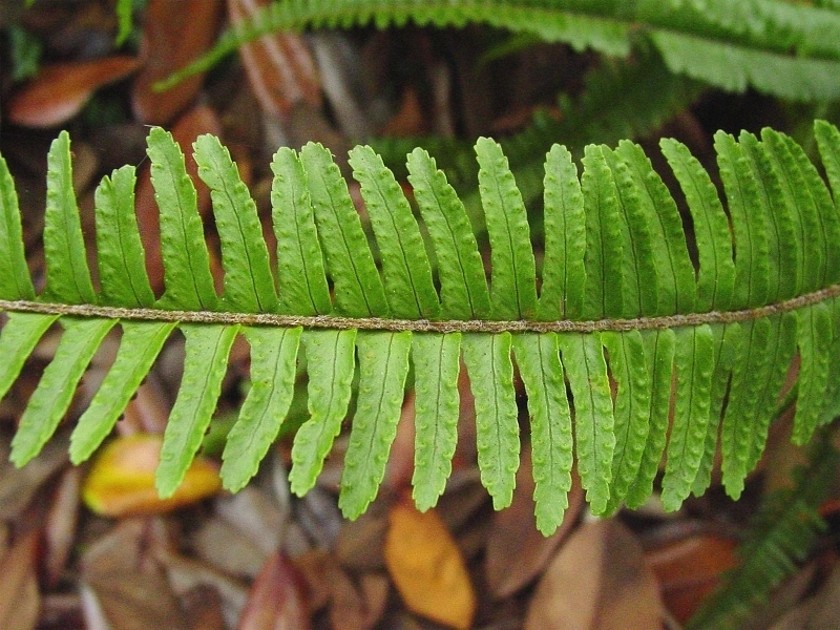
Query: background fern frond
1,122,840,533
686,433,840,630
158,0,840,102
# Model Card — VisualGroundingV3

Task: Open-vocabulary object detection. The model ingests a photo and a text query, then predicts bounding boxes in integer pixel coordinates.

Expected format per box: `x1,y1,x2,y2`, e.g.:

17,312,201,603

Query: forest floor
1,1,840,629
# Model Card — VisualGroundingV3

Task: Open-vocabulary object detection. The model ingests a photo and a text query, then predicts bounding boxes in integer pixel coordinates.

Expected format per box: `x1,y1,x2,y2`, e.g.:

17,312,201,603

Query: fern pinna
2,122,840,535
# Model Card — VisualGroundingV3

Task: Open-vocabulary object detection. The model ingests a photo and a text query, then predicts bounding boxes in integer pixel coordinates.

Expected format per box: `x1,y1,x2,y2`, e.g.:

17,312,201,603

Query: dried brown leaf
156,548,249,626
215,487,287,556
336,507,388,572
0,531,39,630
646,533,738,623
227,0,321,118
182,584,227,630
8,57,140,127
326,563,370,630
0,431,68,520
525,520,663,630
44,467,81,585
132,0,224,124
192,517,268,579
237,552,311,630
81,519,189,630
485,449,584,598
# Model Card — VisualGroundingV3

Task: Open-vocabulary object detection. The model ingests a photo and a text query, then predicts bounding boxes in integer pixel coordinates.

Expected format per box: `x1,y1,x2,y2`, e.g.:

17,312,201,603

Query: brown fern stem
2,283,839,334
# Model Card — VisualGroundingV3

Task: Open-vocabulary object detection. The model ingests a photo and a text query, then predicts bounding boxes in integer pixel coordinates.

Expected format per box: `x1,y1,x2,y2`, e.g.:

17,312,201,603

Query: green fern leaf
94,166,155,307
625,329,676,508
601,147,658,317
476,137,537,320
559,333,614,515
721,319,775,499
616,140,697,314
289,330,356,496
411,332,462,512
270,147,332,316
11,318,116,467
602,330,651,514
43,131,97,305
349,146,440,319
744,313,797,473
69,321,176,464
739,131,800,303
714,132,770,308
407,148,491,320
661,326,715,511
762,129,828,293
0,154,35,300
660,137,736,311
650,30,840,102
2,120,840,535
299,142,389,317
194,134,278,313
691,323,744,498
463,332,520,510
157,324,238,497
815,119,840,203
820,297,840,425
147,128,218,311
221,326,301,491
339,331,412,519
513,333,573,534
0,313,59,401
581,145,627,319
538,144,586,321
792,303,833,444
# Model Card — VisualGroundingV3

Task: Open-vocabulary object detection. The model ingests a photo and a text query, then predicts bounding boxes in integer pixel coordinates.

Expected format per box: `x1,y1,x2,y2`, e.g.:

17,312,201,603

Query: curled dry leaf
384,502,475,630
82,434,221,516
485,448,584,598
237,552,310,630
132,0,224,124
7,57,140,127
525,520,663,630
227,0,321,118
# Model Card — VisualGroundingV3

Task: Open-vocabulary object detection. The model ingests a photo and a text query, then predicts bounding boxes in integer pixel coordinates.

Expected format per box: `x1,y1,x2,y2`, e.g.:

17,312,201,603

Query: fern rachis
1,122,840,535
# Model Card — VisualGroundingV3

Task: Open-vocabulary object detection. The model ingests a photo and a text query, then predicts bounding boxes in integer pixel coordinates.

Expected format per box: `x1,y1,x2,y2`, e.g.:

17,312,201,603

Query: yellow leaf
384,502,475,630
82,434,221,516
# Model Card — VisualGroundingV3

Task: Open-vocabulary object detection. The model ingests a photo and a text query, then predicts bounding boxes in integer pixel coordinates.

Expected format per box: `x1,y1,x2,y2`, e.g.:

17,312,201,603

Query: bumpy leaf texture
1,122,840,534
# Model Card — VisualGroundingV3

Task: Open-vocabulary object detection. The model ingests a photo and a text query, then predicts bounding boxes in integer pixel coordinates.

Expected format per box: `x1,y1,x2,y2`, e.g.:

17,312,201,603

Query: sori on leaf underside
1,121,840,535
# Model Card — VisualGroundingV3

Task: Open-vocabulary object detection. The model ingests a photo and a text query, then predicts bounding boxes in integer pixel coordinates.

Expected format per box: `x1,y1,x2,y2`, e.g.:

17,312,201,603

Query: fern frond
686,434,839,630
2,122,840,533
158,0,840,102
